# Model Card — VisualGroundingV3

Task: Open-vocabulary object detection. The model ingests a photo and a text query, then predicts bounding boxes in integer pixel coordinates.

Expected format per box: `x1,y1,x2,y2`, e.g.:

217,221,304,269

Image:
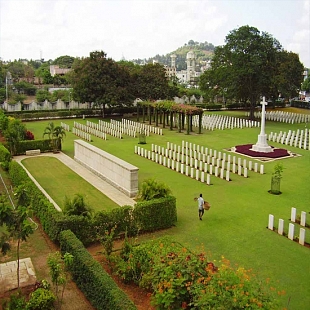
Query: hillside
131,40,215,70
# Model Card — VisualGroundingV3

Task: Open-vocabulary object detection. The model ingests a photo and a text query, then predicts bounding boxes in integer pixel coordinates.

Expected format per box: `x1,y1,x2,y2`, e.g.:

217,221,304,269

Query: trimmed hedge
59,230,137,310
134,196,177,232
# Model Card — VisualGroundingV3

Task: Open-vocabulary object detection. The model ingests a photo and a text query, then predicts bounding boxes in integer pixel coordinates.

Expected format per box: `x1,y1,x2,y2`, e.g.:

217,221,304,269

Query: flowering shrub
115,238,283,309
25,130,35,140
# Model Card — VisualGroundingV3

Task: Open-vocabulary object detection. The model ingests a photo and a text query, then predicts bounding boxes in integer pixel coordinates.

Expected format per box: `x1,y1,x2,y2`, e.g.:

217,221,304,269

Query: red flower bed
234,144,290,158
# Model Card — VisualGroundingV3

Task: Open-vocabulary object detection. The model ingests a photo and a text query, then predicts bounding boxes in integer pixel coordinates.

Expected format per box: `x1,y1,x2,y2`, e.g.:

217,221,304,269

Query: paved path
14,152,136,209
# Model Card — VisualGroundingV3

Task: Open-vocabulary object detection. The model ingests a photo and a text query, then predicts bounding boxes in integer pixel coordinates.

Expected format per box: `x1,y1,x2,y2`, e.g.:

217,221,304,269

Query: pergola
136,100,204,134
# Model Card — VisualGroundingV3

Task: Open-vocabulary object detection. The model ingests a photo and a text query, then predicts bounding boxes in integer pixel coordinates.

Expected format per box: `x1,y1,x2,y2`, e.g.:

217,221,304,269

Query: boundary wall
74,140,138,197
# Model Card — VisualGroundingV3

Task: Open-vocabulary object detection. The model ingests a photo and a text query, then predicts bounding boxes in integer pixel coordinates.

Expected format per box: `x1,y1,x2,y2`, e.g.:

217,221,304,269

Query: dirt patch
87,241,155,310
0,221,94,310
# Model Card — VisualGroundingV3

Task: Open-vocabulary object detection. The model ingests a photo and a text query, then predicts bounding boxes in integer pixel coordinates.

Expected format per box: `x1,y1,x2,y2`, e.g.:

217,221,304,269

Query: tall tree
135,63,170,101
70,51,134,117
199,25,283,119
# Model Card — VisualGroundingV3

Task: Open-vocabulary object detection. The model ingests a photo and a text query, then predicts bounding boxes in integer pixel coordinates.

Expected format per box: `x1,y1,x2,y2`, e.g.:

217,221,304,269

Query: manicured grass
21,157,119,212
24,109,310,309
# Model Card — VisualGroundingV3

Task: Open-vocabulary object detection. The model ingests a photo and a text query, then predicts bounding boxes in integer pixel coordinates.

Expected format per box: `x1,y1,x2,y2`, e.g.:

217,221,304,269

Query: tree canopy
69,51,134,116
199,25,304,118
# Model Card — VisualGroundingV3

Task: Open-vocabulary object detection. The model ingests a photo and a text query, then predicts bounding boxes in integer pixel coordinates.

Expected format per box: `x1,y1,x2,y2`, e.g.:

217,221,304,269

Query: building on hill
164,51,209,86
50,65,71,77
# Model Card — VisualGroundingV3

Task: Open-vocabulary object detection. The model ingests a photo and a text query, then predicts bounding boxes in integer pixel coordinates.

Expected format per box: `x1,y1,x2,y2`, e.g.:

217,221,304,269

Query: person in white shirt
197,193,204,220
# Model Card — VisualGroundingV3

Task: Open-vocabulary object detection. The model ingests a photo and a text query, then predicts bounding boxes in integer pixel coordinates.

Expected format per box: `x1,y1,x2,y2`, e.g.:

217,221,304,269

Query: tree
275,51,304,100
47,251,73,310
135,63,170,101
301,76,310,92
43,122,66,151
69,51,134,117
36,89,51,102
4,118,27,154
199,25,283,119
0,189,34,289
53,55,75,68
63,193,93,218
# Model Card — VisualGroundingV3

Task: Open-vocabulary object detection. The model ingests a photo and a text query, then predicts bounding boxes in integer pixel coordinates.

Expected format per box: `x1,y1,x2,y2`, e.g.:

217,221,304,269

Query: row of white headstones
251,110,310,124
168,114,260,131
134,141,265,184
190,114,260,130
268,208,308,246
267,129,310,150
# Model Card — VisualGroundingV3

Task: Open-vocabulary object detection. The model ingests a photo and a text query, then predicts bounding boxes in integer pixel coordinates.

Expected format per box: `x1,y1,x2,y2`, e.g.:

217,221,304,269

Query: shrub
26,288,55,310
59,230,137,310
138,178,172,201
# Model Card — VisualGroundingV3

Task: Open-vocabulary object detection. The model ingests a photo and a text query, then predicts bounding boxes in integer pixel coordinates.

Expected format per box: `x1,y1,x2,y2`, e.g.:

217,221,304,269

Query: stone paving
0,258,36,293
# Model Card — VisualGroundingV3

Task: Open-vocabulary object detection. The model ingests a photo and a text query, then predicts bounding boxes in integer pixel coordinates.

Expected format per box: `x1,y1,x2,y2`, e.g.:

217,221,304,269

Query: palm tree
43,122,66,152
63,194,93,218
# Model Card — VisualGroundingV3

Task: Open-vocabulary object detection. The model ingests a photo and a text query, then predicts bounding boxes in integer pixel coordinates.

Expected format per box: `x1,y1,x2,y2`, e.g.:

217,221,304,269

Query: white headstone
288,223,294,240
206,174,211,185
301,211,306,227
278,219,284,235
299,228,305,245
268,214,274,230
291,207,296,222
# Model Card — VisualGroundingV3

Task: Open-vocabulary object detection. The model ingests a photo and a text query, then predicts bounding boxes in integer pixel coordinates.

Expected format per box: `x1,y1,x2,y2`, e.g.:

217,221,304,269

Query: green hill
131,40,215,70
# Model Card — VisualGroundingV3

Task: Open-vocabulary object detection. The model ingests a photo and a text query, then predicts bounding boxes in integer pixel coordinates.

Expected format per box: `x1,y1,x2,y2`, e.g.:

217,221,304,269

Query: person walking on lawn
198,193,204,220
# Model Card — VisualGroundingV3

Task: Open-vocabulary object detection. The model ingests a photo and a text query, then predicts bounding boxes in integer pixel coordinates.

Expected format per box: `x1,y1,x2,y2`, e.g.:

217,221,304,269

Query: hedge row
8,161,177,245
59,230,137,310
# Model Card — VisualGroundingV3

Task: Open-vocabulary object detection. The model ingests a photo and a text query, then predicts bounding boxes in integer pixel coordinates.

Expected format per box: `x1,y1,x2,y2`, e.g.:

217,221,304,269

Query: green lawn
21,157,119,212
24,109,310,309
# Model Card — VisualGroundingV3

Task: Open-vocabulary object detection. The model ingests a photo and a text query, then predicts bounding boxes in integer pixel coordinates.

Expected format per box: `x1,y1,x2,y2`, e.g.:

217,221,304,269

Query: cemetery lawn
21,156,119,212
24,109,310,310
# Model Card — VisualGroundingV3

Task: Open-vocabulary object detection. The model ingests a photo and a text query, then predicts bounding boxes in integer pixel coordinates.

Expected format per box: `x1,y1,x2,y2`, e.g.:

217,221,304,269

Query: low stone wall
74,140,139,197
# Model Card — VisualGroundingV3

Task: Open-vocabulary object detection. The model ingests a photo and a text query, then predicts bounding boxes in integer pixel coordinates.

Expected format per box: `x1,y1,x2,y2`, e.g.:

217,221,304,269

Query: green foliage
138,178,172,201
133,196,177,232
98,225,117,256
14,81,36,96
301,76,310,92
47,251,73,309
0,144,12,170
4,118,27,154
272,163,284,180
36,89,51,102
63,194,93,218
59,230,137,310
3,292,26,310
115,238,281,310
26,288,55,310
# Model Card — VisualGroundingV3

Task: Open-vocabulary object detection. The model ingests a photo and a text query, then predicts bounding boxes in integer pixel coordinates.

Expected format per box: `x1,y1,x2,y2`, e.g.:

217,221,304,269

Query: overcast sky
0,0,309,67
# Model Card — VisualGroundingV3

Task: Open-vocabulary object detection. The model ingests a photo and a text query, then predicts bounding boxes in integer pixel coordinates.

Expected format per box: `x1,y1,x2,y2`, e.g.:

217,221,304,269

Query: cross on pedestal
251,96,273,153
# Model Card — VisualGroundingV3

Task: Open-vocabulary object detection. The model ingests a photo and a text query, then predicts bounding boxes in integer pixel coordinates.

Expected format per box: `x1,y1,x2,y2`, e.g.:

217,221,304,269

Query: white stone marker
137,147,141,155
218,151,221,160
260,165,264,174
238,158,241,166
206,174,211,185
190,158,193,167
181,163,184,174
155,145,158,153
212,157,215,166
227,162,231,172
299,228,305,246
268,214,274,230
196,170,199,180
278,219,284,235
186,165,189,176
251,97,273,153
148,151,151,159
288,223,294,240
244,168,248,178
220,168,224,179
159,155,162,165
194,159,198,169
163,157,166,167
215,166,219,177
243,159,247,168
134,145,137,153
228,154,231,163
222,159,225,168
155,153,158,163
223,153,226,162
233,156,236,165
201,171,205,183
291,207,296,222
176,162,179,172
301,211,306,226
216,158,220,167
232,164,236,174
191,168,194,178
167,158,170,168
165,149,169,157
249,161,253,171
238,165,242,176
252,163,258,173
199,161,203,170
214,150,217,158
209,165,213,175
151,152,155,161
186,156,189,166
207,155,210,164
225,170,230,181
204,163,208,172
151,144,154,152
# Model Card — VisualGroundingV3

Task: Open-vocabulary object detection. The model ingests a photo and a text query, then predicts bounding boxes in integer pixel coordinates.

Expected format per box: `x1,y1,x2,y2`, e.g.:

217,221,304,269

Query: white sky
0,0,309,67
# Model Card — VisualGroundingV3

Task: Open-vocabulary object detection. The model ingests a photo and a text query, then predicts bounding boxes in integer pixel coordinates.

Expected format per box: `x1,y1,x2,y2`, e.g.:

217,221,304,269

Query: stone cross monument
251,96,273,153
